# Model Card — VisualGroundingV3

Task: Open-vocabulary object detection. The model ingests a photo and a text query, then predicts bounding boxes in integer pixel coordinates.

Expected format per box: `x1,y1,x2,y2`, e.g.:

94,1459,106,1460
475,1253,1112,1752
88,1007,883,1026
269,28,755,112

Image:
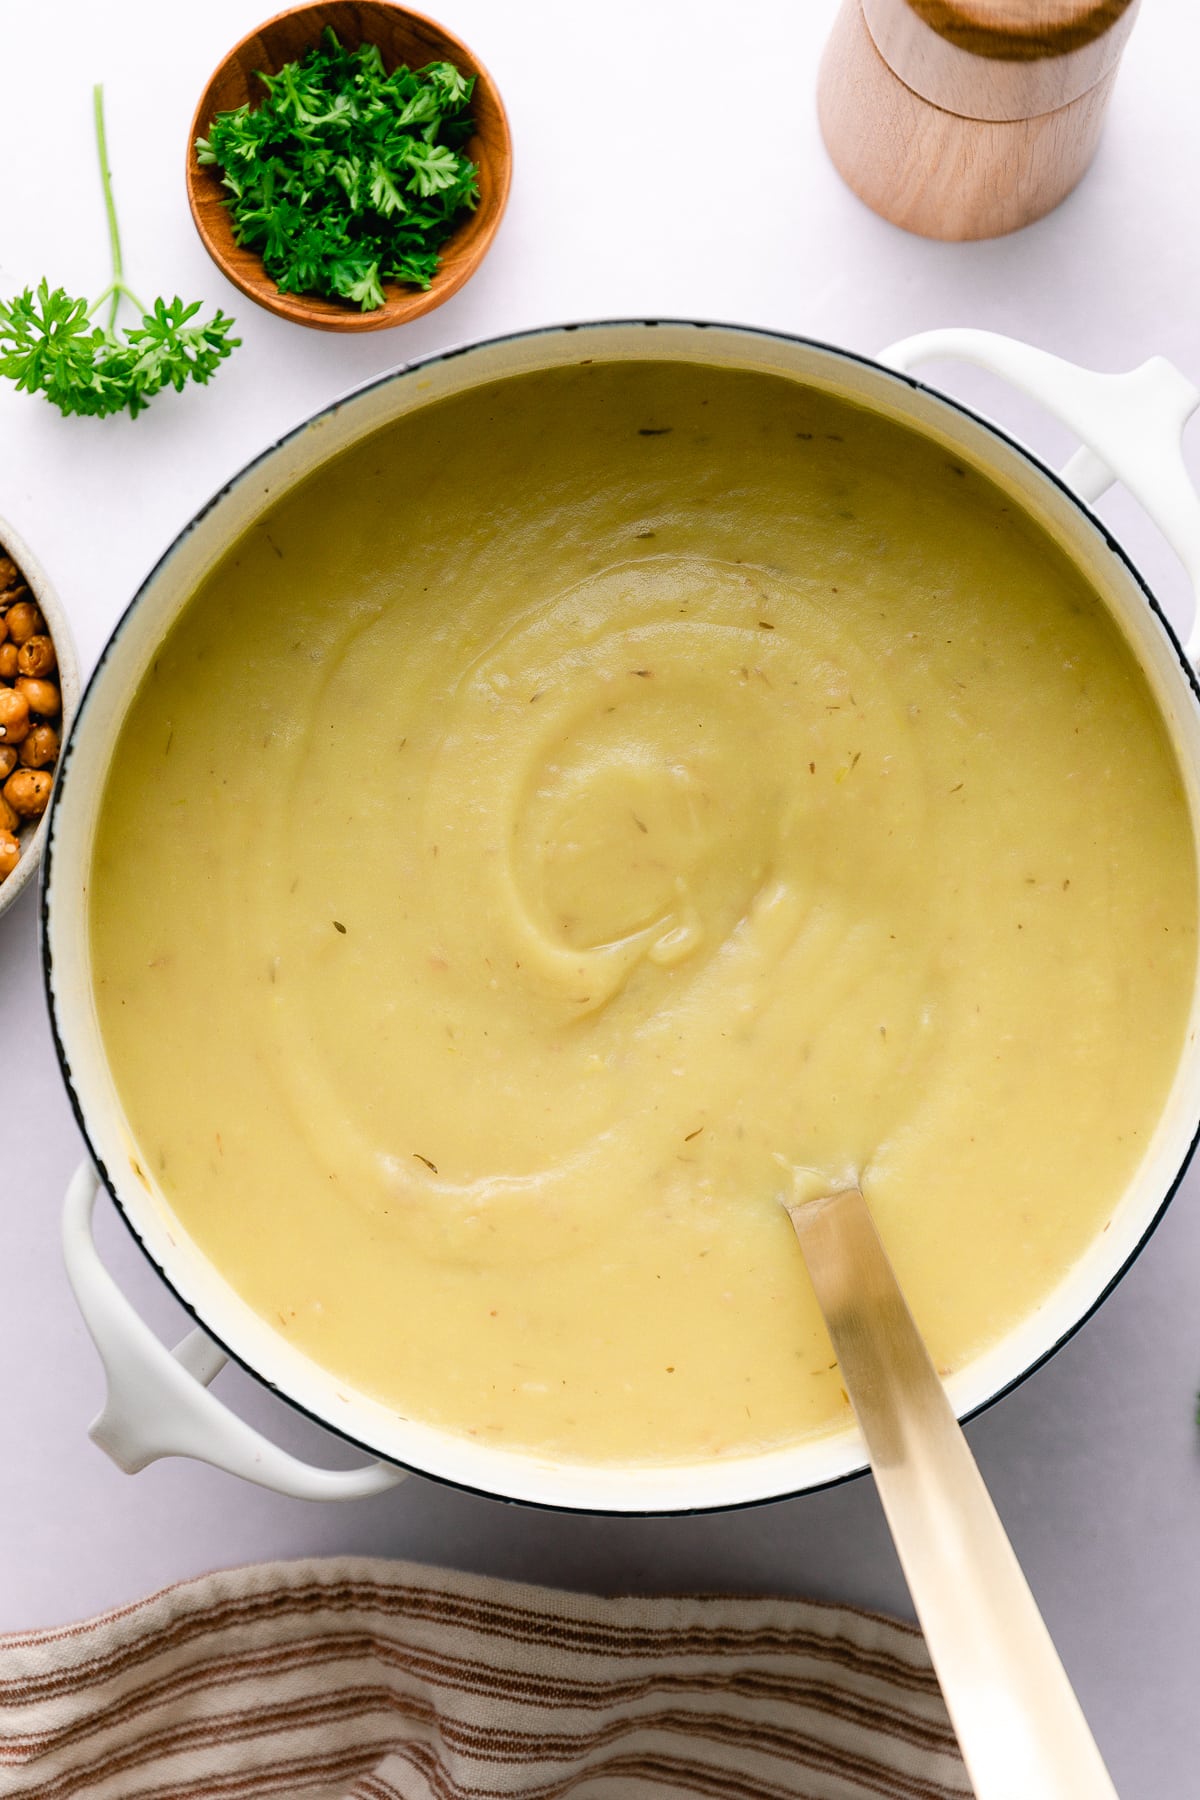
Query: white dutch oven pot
47,322,1200,1512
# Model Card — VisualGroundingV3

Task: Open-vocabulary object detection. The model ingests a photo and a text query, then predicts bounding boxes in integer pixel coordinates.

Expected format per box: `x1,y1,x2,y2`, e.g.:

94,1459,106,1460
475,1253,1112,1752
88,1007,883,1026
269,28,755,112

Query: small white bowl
0,515,80,922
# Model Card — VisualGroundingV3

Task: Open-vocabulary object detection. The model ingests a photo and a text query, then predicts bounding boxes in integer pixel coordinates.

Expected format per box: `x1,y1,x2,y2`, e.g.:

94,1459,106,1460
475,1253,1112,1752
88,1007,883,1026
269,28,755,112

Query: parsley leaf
195,29,480,310
0,88,239,420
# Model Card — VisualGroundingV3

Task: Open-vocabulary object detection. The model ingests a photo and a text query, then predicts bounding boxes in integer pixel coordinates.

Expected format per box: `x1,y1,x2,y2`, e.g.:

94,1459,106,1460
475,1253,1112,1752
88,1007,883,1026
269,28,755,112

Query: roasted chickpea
0,792,17,835
4,768,51,817
0,556,19,594
0,614,7,645
0,644,17,681
19,724,58,770
16,677,59,718
7,601,38,642
0,745,16,780
0,688,30,744
17,634,55,679
6,600,43,645
0,829,19,879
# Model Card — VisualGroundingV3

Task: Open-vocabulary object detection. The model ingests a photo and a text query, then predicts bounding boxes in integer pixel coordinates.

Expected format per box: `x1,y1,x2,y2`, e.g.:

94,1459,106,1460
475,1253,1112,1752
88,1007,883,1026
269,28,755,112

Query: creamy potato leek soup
90,360,1196,1464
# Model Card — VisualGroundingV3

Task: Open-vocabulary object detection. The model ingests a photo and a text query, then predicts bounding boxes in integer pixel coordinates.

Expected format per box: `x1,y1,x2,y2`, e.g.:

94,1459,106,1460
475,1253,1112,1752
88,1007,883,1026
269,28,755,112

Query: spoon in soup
785,1178,1120,1800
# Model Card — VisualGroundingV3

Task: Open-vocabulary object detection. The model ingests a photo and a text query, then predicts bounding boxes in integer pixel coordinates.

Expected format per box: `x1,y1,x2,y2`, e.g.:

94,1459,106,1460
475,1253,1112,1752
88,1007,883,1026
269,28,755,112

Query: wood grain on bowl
186,1,512,332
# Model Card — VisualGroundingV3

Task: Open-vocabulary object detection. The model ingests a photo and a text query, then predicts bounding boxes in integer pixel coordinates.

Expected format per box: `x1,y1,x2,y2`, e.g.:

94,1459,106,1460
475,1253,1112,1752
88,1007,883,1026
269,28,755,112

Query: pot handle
62,1162,406,1501
880,329,1200,655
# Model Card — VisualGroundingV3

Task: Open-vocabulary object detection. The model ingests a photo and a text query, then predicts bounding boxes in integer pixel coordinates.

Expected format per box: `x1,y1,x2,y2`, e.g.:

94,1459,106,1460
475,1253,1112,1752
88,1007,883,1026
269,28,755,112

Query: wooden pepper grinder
817,0,1140,240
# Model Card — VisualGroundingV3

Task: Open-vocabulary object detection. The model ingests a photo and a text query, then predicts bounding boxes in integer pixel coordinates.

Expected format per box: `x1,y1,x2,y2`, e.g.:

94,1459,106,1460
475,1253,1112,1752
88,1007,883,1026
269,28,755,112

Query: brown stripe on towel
0,1629,959,1760
0,1580,939,1698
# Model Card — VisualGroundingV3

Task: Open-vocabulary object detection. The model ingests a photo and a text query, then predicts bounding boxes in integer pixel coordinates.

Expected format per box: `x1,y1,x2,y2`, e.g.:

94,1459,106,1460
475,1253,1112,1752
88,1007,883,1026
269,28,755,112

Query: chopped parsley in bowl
186,3,512,332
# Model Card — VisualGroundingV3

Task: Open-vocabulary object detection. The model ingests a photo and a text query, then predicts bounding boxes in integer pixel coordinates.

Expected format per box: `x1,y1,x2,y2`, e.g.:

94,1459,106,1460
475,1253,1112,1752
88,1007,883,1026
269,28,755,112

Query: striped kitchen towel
0,1556,968,1799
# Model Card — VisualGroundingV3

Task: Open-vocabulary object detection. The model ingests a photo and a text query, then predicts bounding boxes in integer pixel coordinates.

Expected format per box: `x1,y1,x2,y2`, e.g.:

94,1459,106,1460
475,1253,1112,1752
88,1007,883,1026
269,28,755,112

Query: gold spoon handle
787,1186,1120,1800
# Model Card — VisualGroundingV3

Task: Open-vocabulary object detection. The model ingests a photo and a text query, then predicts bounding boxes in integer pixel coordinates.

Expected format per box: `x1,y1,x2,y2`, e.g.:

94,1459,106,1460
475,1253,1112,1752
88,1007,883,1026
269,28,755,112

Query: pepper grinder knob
817,0,1141,240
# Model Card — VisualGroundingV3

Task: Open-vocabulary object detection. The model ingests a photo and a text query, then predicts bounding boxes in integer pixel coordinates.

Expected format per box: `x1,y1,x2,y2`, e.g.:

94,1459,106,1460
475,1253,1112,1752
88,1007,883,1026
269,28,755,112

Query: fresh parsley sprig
0,87,239,420
195,30,479,310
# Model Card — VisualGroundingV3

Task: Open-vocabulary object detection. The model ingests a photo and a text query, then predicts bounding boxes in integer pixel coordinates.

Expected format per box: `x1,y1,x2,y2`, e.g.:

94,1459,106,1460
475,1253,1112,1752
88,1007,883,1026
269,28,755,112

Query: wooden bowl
186,1,512,332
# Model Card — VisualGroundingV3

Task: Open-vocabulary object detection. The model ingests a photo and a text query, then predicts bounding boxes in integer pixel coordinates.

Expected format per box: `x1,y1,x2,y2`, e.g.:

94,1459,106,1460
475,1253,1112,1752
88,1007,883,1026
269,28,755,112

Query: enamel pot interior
43,322,1200,1514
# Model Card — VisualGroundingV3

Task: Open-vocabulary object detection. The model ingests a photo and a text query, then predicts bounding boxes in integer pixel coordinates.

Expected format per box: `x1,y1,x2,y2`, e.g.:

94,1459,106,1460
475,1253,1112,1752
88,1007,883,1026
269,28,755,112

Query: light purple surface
2,4,1199,1795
